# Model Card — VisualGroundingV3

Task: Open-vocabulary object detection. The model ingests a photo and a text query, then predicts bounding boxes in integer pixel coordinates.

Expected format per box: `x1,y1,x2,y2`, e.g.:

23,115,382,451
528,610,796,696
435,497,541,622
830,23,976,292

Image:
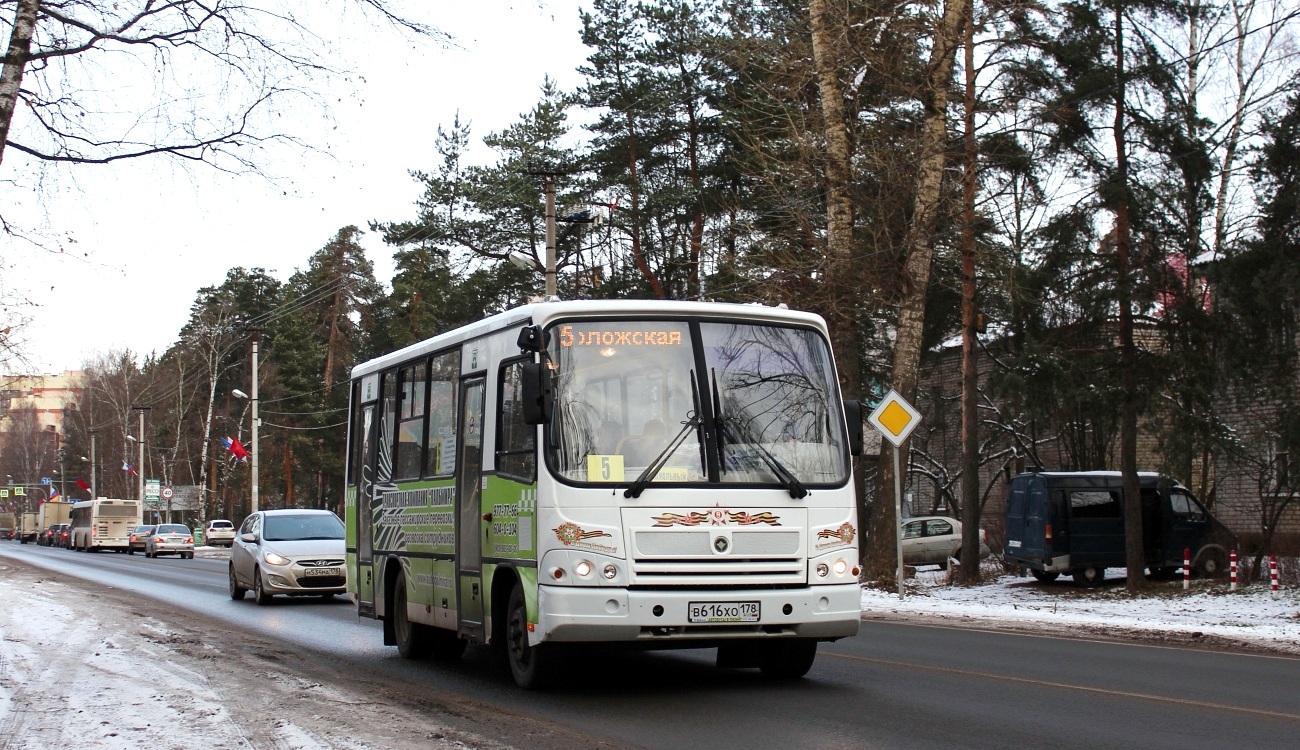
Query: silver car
144,524,195,559
228,509,346,605
901,516,991,569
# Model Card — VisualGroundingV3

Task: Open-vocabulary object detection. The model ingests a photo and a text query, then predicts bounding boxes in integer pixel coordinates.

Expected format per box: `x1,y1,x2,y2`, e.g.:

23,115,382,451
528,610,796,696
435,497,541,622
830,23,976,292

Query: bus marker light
551,568,565,580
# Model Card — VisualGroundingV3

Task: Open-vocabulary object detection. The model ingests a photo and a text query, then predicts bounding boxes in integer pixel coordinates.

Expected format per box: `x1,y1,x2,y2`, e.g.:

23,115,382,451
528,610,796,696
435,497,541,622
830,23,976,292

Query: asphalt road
4,541,1297,749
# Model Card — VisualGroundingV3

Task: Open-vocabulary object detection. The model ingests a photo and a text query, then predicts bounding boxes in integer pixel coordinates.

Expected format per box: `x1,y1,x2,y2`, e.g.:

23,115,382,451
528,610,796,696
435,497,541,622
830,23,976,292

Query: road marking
831,651,1300,721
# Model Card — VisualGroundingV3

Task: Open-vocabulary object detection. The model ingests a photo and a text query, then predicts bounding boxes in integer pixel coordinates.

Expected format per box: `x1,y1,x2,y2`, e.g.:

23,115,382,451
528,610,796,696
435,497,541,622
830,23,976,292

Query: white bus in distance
69,498,143,553
346,299,865,689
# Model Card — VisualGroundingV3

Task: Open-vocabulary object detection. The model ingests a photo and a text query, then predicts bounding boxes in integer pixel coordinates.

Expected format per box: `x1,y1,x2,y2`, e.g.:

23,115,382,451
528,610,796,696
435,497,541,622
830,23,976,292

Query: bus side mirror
844,400,864,456
521,362,551,425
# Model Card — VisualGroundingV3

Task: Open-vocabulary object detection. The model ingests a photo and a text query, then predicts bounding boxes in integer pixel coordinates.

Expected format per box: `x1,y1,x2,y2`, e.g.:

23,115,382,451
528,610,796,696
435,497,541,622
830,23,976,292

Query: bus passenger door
456,377,486,639
355,403,377,616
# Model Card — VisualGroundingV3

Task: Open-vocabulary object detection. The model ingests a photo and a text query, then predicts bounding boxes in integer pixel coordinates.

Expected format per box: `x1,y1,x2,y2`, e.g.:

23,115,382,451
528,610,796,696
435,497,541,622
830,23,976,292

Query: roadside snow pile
861,568,1300,654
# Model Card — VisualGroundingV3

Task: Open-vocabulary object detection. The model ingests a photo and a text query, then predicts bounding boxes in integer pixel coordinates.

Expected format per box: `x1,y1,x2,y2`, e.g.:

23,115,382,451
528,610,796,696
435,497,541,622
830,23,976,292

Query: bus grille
631,529,805,586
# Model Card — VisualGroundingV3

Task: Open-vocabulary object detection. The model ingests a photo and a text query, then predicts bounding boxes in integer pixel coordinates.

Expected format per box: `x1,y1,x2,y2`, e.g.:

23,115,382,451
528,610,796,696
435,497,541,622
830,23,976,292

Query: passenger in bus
596,420,623,454
624,419,666,465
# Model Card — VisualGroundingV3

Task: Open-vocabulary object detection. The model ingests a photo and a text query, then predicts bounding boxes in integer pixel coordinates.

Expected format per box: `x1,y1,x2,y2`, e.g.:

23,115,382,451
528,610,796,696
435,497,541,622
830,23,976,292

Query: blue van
1003,471,1236,586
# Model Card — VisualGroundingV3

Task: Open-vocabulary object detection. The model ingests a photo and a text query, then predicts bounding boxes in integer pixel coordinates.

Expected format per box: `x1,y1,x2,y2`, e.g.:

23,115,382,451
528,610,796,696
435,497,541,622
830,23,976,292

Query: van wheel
229,564,247,600
760,639,818,679
1031,570,1060,583
506,583,552,689
1073,566,1104,587
1198,552,1226,578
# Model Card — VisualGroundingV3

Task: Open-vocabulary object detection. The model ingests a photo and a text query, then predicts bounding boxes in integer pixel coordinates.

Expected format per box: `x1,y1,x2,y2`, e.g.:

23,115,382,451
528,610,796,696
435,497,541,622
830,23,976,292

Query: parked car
144,524,195,559
204,519,236,547
127,524,157,555
50,523,71,548
901,516,991,569
0,528,13,540
229,509,346,605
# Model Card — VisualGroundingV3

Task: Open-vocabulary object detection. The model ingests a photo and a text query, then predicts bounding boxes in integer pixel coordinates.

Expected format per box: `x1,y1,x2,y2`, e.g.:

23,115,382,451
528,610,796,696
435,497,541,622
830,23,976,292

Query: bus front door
355,403,378,617
456,378,486,640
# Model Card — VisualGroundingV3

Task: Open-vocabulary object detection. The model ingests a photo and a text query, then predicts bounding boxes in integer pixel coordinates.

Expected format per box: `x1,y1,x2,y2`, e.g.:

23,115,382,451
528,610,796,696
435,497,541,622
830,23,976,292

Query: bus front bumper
536,583,862,644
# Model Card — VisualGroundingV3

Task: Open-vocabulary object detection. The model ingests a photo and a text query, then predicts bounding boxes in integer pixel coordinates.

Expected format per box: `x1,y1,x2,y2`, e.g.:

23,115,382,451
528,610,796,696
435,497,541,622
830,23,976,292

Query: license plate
304,567,340,577
688,601,760,624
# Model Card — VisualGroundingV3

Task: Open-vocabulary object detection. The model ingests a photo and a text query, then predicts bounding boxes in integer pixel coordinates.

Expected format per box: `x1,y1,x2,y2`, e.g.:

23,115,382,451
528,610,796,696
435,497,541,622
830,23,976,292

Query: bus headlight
575,560,593,578
833,559,848,576
603,564,618,580
816,562,829,577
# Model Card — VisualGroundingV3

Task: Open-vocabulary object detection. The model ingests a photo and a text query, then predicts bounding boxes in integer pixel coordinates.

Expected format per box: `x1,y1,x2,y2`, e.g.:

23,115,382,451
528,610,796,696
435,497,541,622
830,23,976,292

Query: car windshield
262,514,344,542
545,318,849,488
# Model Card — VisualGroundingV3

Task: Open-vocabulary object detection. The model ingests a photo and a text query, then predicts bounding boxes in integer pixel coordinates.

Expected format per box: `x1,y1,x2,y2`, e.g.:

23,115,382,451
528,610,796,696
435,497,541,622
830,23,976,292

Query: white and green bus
345,299,864,688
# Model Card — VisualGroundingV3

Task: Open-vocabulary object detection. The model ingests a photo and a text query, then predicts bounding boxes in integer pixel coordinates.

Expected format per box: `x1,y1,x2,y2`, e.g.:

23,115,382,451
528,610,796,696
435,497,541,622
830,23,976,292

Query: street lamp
232,385,258,513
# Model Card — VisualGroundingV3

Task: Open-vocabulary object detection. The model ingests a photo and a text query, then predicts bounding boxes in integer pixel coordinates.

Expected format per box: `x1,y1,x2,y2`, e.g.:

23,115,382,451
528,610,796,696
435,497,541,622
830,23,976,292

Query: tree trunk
958,0,982,584
0,0,39,168
864,0,968,584
1114,7,1147,593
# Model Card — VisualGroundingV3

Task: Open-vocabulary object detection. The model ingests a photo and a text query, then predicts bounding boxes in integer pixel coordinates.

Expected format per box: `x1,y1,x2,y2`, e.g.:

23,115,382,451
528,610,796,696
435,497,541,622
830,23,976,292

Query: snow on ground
862,565,1300,655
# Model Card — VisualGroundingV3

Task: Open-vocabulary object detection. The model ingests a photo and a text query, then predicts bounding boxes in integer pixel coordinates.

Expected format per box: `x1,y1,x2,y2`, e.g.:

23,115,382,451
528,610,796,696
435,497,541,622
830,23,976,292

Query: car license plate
688,601,759,624
304,567,340,577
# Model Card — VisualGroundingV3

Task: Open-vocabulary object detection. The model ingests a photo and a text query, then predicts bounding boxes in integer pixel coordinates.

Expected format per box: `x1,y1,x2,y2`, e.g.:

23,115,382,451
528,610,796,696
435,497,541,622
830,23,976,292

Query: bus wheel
253,569,273,605
1073,566,1104,587
1031,570,1060,583
506,583,551,689
393,575,429,660
229,564,247,600
759,639,818,679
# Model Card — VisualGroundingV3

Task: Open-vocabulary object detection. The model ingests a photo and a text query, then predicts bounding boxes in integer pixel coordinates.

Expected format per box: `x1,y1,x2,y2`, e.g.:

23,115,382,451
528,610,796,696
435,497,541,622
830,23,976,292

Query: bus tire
229,564,247,600
759,639,818,679
506,583,551,689
393,574,429,660
253,568,273,605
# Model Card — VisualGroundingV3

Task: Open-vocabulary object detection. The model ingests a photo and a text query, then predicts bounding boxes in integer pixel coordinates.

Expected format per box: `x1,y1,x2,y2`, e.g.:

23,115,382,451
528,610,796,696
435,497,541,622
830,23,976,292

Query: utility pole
544,173,557,298
251,328,261,514
89,429,97,498
132,406,150,504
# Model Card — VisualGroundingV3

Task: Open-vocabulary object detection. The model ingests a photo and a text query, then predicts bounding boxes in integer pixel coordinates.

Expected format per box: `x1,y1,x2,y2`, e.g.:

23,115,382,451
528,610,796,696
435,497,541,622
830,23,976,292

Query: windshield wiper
711,370,808,499
624,412,700,498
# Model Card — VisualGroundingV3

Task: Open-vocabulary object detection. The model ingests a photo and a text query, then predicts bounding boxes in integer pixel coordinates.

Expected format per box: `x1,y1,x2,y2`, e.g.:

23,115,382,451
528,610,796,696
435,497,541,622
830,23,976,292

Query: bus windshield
545,318,849,488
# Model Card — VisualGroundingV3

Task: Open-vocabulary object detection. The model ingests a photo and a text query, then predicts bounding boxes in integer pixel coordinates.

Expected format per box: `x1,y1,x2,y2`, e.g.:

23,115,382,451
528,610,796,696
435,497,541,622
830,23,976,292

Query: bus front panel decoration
345,300,864,689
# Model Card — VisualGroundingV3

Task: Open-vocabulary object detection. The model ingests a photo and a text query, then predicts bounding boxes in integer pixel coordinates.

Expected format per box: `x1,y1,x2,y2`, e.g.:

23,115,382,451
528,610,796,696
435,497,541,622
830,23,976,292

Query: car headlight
263,551,290,566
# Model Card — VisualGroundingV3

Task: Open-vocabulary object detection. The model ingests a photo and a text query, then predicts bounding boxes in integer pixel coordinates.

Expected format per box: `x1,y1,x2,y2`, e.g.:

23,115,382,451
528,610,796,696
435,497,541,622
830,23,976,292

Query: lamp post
232,383,258,514
89,429,98,498
130,406,150,505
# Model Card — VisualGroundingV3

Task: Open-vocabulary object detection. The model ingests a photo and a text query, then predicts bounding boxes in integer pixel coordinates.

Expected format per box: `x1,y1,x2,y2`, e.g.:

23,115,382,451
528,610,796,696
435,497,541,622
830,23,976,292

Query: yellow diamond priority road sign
867,389,921,447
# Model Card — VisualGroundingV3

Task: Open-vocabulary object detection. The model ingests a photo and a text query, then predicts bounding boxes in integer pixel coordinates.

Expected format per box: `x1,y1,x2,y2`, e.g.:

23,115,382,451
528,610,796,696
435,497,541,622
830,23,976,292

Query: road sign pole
894,445,905,601
867,390,923,603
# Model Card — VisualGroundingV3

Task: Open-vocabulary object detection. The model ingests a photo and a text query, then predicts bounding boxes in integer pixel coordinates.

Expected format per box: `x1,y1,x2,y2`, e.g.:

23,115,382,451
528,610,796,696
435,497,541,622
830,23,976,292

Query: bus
69,498,143,552
345,299,865,688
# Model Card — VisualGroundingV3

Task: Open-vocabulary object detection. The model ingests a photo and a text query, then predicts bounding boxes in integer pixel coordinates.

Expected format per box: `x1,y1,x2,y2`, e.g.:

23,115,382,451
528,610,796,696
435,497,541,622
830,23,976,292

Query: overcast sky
2,1,589,375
